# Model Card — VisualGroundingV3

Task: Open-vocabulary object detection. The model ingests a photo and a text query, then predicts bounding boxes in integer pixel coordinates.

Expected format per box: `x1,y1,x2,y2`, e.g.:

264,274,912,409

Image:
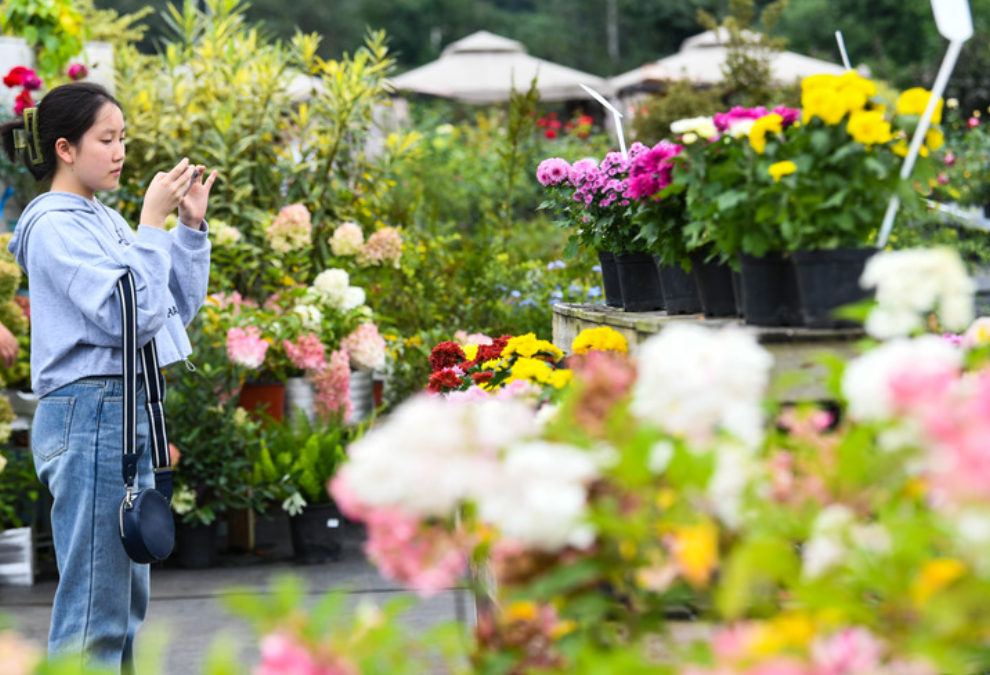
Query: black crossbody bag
117,270,175,563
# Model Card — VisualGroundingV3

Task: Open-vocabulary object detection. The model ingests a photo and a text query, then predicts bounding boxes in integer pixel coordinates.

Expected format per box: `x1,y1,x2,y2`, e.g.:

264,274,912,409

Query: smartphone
184,168,202,197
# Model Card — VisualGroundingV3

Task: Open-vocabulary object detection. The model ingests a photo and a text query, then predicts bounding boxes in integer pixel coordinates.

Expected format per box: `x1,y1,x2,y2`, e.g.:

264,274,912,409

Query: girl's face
55,102,126,199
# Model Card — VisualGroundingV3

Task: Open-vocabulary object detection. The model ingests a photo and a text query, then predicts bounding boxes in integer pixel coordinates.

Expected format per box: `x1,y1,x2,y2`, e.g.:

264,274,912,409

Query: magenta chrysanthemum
714,106,770,132
536,157,572,186
624,140,682,200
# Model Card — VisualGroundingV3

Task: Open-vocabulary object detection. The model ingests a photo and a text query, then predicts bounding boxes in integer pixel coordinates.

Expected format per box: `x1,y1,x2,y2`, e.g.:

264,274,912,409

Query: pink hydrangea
536,157,571,186
811,628,884,675
625,140,682,200
265,204,312,254
282,332,327,370
357,227,402,269
340,323,386,371
311,348,352,422
211,291,258,313
329,222,364,257
226,326,269,369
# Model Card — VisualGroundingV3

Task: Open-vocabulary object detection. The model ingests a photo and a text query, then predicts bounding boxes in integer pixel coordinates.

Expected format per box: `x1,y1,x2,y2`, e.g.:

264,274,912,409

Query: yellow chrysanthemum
571,326,629,355
925,128,944,151
846,109,892,146
802,87,848,125
911,558,965,607
835,71,877,111
670,520,719,588
801,73,840,93
462,344,479,361
897,87,944,124
507,357,553,384
503,333,564,361
548,369,573,389
768,161,797,183
748,114,783,154
892,139,929,158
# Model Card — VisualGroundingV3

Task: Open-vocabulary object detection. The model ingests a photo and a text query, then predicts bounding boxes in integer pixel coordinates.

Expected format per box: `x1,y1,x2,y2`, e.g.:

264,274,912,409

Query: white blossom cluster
311,268,366,312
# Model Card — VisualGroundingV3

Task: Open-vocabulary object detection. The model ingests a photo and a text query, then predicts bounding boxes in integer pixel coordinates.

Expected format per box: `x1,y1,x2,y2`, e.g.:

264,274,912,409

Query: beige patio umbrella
390,30,612,103
610,28,846,94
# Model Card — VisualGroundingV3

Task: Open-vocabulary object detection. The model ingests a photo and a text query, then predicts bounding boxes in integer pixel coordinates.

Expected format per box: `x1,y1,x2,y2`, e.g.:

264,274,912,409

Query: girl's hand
140,158,200,228
178,166,219,229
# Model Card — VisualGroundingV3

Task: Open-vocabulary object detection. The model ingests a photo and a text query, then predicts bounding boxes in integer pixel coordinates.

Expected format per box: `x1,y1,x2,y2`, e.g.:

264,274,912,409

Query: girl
1,81,217,673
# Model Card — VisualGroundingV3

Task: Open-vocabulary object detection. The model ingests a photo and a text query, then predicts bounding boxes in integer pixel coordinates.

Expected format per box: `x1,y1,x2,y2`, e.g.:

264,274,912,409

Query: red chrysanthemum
3,66,29,89
474,335,512,364
428,367,464,393
429,341,466,373
471,372,494,386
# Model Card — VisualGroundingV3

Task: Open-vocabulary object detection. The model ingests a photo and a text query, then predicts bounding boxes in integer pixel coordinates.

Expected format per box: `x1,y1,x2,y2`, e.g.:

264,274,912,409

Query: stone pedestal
553,303,865,401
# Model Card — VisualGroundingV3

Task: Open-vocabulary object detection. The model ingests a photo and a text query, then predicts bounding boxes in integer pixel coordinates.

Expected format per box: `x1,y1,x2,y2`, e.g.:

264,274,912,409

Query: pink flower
329,222,364,257
936,172,949,185
256,632,356,675
944,152,956,166
536,157,571,186
67,63,88,81
340,323,386,371
282,332,327,370
772,105,801,128
21,72,42,91
968,117,980,128
265,204,312,254
453,330,493,346
811,628,884,675
568,158,598,185
226,326,269,369
625,140,682,200
357,227,402,268
13,89,33,116
714,106,770,132
311,348,351,422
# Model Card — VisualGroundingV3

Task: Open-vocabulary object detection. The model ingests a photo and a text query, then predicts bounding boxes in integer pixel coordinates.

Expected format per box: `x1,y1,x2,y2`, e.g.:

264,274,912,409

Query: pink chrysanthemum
714,106,770,132
536,157,571,186
625,140,682,200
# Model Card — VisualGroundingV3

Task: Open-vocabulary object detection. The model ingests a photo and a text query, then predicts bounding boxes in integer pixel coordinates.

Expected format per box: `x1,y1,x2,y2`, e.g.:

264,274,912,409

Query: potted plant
770,76,943,327
0,405,36,586
252,412,361,564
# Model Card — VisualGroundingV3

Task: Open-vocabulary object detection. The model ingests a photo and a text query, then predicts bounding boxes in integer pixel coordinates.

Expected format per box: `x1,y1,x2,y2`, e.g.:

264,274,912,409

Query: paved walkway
0,514,475,673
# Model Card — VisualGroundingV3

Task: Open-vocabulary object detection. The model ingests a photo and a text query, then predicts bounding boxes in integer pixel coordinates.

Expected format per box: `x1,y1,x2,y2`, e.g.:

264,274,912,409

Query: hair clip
22,107,42,165
12,128,26,150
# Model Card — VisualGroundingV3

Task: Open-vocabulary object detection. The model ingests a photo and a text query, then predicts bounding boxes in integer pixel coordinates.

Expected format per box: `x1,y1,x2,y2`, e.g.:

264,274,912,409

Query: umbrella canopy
390,30,612,103
610,28,846,93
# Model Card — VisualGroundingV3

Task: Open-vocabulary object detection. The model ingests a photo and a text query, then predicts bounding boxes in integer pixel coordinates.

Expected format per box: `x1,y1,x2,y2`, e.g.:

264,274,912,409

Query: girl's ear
54,138,74,165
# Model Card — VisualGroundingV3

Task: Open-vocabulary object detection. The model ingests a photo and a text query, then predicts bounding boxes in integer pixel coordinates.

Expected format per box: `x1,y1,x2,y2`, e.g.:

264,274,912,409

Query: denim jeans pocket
32,396,75,461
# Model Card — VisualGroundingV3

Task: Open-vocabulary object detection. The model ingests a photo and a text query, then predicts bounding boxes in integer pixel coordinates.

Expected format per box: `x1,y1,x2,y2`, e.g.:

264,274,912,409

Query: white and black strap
117,271,172,502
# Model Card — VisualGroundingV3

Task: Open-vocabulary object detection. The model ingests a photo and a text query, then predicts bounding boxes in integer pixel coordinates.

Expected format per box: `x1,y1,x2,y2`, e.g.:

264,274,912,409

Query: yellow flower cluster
801,71,878,126
897,87,944,123
505,357,573,389
502,333,564,361
748,113,783,154
846,109,892,146
571,326,629,355
768,161,797,183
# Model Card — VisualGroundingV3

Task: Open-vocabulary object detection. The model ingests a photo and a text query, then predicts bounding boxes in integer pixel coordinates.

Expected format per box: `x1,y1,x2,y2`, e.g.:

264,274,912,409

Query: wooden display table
552,303,866,401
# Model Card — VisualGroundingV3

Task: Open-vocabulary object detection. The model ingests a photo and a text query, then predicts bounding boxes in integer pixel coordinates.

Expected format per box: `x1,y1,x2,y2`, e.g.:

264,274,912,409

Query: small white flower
647,440,674,474
282,491,308,517
670,116,717,139
293,304,323,330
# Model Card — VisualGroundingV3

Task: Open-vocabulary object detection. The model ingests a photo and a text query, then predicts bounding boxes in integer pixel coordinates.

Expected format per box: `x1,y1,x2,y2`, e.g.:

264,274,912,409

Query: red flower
544,129,558,139
14,89,34,115
3,66,29,88
428,367,463,393
68,63,88,81
465,335,511,369
471,372,494,386
429,341,466,372
578,115,593,126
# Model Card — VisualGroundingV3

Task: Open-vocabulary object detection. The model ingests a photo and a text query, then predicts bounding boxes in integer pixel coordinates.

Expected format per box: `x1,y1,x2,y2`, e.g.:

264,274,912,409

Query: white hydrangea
329,222,365,257
210,220,242,247
342,286,366,312
860,247,975,339
670,116,717,139
312,269,350,309
293,304,323,330
337,396,538,518
842,335,962,423
476,441,600,551
630,325,774,450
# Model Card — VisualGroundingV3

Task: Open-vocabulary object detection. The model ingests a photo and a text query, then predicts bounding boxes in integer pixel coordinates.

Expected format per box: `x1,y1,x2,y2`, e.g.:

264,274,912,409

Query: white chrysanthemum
842,335,962,422
726,118,755,138
630,325,774,449
342,286,366,312
338,396,537,518
860,247,975,339
312,269,350,308
707,441,757,529
802,504,855,579
293,304,323,330
477,440,599,551
670,116,717,139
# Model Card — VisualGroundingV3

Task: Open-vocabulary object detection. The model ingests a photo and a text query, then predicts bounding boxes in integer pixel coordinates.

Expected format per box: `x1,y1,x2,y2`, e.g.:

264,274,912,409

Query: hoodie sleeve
28,214,176,347
168,220,212,326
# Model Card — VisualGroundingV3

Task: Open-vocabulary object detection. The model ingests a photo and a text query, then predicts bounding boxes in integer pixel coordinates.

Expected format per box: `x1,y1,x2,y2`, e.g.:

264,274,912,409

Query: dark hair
0,82,122,182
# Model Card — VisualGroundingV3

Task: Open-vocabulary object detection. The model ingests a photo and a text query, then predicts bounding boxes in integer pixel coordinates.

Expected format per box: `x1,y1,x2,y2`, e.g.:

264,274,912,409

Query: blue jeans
32,376,154,674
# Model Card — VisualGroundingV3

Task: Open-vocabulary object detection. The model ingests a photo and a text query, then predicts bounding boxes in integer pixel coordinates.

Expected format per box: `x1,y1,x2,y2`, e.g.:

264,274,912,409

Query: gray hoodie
8,191,211,398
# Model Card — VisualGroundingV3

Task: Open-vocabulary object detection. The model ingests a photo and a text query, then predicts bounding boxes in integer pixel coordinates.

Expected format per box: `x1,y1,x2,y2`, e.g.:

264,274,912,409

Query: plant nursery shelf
552,303,865,401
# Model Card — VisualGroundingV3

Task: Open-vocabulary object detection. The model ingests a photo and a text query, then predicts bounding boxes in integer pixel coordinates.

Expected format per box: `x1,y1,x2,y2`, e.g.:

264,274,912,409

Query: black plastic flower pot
737,251,804,327
598,250,623,308
791,248,876,329
689,251,738,318
615,251,664,312
655,258,702,315
173,518,219,569
289,502,344,564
